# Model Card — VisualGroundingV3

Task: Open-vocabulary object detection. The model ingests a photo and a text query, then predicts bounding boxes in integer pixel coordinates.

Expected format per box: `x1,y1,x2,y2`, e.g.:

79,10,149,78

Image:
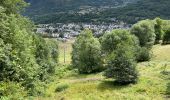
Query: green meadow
36,41,170,100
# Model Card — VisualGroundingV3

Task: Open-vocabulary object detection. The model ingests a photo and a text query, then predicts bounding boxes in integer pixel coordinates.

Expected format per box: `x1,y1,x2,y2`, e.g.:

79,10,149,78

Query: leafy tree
32,35,58,81
0,10,38,82
104,45,138,84
163,26,170,44
72,29,103,73
0,0,27,14
136,47,151,62
0,39,14,81
154,18,164,44
47,39,59,62
131,19,156,48
100,29,138,84
162,20,170,44
100,29,139,60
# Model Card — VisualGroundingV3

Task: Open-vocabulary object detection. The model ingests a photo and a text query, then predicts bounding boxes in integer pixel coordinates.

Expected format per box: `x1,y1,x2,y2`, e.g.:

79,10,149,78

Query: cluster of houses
36,22,130,39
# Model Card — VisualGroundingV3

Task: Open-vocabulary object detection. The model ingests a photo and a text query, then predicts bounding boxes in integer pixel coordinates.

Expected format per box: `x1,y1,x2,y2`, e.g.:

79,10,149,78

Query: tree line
72,17,170,84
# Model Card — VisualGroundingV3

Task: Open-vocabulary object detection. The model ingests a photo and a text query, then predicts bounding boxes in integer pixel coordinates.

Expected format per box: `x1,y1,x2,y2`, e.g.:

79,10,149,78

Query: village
36,22,131,39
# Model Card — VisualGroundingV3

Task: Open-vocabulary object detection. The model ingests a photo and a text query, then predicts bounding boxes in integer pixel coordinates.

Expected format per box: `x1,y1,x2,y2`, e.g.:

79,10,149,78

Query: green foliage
72,29,103,74
131,19,156,48
162,20,170,44
0,0,28,14
136,47,151,62
100,29,139,60
154,18,164,43
104,45,138,84
33,36,58,81
0,11,38,82
0,82,27,100
0,0,59,97
55,83,69,92
101,29,138,84
162,27,170,44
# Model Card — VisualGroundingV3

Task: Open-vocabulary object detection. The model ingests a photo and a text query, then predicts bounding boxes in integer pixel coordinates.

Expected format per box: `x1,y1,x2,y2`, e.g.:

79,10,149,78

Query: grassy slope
37,42,170,100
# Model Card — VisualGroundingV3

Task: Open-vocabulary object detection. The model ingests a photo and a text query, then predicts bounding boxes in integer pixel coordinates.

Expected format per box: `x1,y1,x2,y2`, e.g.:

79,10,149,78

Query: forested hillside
24,0,136,24
25,0,170,24
102,0,170,23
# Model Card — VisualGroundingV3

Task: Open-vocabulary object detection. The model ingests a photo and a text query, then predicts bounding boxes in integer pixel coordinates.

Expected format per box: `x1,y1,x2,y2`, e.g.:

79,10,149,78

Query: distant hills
24,0,170,24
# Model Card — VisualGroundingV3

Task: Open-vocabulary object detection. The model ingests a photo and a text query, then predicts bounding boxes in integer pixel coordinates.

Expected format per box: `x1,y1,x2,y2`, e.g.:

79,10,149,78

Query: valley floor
37,41,170,100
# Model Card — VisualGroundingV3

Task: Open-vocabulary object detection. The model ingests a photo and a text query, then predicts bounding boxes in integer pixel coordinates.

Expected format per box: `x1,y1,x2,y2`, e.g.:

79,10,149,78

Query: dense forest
24,0,170,24
25,0,135,16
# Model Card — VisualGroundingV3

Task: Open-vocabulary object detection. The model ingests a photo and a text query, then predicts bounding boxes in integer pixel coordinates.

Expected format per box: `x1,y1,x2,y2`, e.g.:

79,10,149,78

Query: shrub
136,47,151,62
163,27,170,44
72,29,103,74
0,82,27,100
55,83,69,92
104,45,138,84
131,19,156,48
154,18,164,44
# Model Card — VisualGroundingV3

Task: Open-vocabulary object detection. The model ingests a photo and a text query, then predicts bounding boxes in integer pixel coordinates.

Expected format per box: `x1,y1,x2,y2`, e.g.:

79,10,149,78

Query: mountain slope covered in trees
24,0,136,23
25,0,170,24
103,0,170,24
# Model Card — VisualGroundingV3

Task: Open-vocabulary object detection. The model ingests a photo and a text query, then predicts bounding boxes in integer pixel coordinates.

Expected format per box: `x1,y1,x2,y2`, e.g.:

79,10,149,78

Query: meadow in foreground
37,41,170,100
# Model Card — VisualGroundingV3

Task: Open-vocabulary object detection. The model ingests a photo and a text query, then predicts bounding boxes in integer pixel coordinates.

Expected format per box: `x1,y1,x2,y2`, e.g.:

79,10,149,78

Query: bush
154,18,164,44
104,45,138,84
163,27,170,44
136,47,151,62
55,83,69,92
72,29,103,74
0,82,27,100
131,19,156,48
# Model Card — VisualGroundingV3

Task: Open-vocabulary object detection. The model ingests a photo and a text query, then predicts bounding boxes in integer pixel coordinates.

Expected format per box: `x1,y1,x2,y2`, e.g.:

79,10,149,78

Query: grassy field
37,41,170,100
58,39,74,64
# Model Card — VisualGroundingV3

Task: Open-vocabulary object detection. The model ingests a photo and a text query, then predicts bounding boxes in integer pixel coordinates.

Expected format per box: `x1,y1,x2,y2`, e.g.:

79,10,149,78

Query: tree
154,18,164,44
162,20,170,44
104,45,138,84
131,19,156,48
100,29,138,84
136,47,151,62
163,26,170,44
0,0,59,96
100,29,139,60
72,29,103,74
0,10,39,82
0,0,27,14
